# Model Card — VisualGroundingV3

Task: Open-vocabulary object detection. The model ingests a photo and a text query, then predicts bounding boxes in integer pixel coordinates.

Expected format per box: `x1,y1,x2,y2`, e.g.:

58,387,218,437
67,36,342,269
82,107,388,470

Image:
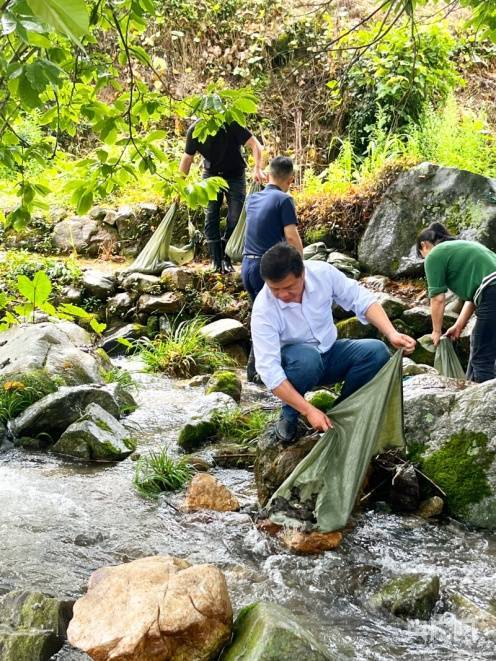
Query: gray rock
361,275,390,291
404,375,496,528
52,403,134,461
327,252,361,279
59,286,82,304
161,267,195,290
220,602,333,660
137,202,159,218
102,382,137,414
137,292,183,314
358,162,496,277
82,270,116,298
403,361,437,376
89,206,110,221
206,370,242,403
449,592,496,631
177,392,237,451
100,324,146,354
102,210,118,226
375,292,408,320
52,217,118,257
402,306,458,336
0,322,103,386
106,292,135,319
200,319,249,345
122,272,162,294
10,385,120,444
188,375,210,387
0,589,73,661
418,496,444,518
370,574,440,619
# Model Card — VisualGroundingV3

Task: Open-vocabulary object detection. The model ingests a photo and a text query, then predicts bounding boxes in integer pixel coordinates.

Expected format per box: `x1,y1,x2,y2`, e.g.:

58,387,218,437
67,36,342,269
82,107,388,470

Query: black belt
244,254,262,260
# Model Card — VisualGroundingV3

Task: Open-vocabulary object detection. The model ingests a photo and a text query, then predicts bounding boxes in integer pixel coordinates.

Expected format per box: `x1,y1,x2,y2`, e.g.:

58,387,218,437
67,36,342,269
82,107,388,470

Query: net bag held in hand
266,350,405,533
434,337,465,380
124,203,197,274
224,183,261,263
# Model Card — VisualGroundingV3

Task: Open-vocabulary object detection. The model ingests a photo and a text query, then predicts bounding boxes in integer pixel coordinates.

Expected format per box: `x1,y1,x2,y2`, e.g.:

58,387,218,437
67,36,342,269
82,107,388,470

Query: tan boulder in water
67,555,232,660
183,473,240,512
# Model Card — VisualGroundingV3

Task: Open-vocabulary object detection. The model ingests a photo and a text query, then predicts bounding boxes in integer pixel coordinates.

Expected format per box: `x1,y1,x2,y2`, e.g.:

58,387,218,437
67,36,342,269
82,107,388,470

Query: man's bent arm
178,153,194,176
245,135,264,182
284,224,303,255
365,302,416,353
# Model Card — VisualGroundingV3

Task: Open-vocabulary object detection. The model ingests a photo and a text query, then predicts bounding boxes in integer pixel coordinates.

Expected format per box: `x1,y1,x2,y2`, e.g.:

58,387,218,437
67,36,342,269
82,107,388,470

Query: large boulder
10,385,120,445
358,162,496,277
178,392,237,451
404,375,496,528
53,217,118,257
68,555,232,660
0,322,103,386
81,270,116,298
200,319,249,345
52,403,134,461
220,602,332,660
0,590,73,661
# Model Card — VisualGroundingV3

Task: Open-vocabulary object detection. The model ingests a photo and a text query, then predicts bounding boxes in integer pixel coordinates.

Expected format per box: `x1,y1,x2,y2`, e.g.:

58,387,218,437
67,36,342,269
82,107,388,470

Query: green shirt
425,240,496,301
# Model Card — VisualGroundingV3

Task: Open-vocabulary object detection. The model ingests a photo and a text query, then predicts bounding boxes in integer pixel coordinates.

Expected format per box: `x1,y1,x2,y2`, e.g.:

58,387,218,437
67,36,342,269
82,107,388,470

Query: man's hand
253,167,267,184
445,323,462,341
387,330,416,354
431,329,442,347
304,404,333,432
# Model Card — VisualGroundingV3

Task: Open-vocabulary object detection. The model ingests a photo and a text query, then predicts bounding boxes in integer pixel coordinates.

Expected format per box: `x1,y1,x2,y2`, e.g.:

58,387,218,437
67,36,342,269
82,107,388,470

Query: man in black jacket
179,120,264,273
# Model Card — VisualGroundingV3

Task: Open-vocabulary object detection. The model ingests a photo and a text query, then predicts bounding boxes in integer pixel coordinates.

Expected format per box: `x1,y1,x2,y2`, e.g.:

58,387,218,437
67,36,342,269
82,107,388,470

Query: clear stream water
0,360,495,660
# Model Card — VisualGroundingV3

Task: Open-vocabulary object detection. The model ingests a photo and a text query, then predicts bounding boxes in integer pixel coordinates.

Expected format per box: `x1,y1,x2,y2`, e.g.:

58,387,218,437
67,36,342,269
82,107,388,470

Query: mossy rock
419,431,495,519
177,393,237,452
220,602,332,660
206,370,242,403
336,317,377,340
307,389,336,413
370,574,440,620
0,590,73,661
410,334,435,366
211,442,257,469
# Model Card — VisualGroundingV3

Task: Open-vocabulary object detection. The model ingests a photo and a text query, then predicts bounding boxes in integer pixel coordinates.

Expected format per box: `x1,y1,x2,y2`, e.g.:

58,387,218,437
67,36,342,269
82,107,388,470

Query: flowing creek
0,358,495,660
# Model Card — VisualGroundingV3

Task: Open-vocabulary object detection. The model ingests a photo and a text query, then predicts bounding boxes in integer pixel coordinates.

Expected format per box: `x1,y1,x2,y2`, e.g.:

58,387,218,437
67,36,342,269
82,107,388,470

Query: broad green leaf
0,293,10,310
58,303,91,319
90,319,106,335
32,271,52,305
76,190,93,215
27,0,89,44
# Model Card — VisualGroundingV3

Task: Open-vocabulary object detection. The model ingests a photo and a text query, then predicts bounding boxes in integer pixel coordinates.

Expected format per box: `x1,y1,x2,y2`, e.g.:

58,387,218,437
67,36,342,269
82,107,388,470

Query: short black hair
416,222,455,258
269,156,294,180
260,242,304,282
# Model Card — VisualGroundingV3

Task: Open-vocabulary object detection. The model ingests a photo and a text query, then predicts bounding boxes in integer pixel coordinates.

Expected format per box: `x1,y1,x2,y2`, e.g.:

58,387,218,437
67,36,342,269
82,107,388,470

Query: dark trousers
204,175,246,245
241,257,264,301
467,285,496,382
280,339,390,422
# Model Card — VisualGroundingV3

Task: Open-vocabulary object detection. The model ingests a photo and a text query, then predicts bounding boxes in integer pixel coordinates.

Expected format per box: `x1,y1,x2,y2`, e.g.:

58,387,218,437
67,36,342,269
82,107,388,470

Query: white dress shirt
251,260,377,390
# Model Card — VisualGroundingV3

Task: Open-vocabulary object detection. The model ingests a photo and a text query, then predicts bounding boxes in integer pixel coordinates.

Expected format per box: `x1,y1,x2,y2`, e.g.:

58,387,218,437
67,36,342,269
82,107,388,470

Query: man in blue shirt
242,156,303,300
252,243,416,443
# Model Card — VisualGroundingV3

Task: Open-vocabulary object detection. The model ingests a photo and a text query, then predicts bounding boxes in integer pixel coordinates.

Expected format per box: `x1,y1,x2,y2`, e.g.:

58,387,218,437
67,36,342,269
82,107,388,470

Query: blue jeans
280,339,390,422
204,174,246,245
241,257,264,301
467,284,496,382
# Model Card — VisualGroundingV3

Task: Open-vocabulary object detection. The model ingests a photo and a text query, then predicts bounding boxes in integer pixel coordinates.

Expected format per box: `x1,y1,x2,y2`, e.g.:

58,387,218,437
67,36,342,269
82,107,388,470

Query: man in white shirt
251,243,416,443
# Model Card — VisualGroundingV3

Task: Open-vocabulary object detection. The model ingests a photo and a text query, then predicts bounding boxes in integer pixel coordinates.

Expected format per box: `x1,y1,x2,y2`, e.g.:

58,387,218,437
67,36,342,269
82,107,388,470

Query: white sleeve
251,306,286,391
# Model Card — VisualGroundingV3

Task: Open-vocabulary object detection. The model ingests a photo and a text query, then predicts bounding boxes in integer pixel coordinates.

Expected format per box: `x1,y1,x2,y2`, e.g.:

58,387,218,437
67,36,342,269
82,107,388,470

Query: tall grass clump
133,449,193,499
213,408,276,445
0,370,64,423
136,316,235,377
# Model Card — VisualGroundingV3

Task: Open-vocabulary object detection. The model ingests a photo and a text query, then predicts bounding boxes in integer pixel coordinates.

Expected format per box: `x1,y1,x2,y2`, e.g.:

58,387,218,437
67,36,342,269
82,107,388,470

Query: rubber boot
221,238,234,273
207,240,223,273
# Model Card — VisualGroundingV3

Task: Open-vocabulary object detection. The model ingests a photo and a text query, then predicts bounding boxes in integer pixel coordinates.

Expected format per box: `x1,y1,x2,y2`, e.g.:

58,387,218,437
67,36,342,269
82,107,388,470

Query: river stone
59,286,83,304
211,442,256,469
418,496,444,519
182,473,240,512
89,206,110,221
404,375,496,528
0,322,103,386
121,272,162,294
336,316,377,340
206,370,242,403
254,427,320,506
67,555,232,661
10,385,120,445
370,574,440,619
280,530,343,554
53,217,118,257
410,334,436,366
99,323,146,354
0,590,73,661
106,292,135,319
52,403,134,461
361,275,390,291
327,252,360,279
220,602,332,661
450,592,496,630
161,267,195,290
101,383,137,414
137,292,183,314
402,306,458,336
375,292,408,320
178,392,237,451
358,162,496,277
200,319,249,345
81,270,116,298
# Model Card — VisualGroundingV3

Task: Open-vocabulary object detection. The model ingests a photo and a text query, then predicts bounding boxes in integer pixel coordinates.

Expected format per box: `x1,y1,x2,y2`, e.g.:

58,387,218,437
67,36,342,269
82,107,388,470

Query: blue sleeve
280,196,298,227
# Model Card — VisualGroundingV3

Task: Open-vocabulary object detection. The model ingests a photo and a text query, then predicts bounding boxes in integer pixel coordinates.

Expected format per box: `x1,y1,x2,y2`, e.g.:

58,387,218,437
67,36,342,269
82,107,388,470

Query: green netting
224,183,261,263
267,350,405,533
124,203,197,274
434,337,466,379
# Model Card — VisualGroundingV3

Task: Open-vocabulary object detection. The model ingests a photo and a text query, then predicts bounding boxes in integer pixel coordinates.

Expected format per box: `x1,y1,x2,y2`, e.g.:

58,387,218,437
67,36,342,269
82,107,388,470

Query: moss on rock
206,370,242,403
336,317,377,340
307,389,336,412
370,574,440,620
420,430,495,516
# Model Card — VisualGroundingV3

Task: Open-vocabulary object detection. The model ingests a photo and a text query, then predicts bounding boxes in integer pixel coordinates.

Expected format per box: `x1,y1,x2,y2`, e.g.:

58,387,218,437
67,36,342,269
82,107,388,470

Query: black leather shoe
222,258,234,273
275,417,298,445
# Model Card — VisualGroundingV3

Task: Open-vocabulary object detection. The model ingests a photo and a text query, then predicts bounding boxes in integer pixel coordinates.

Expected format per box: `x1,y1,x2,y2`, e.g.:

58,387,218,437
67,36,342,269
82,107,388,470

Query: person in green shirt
416,222,496,382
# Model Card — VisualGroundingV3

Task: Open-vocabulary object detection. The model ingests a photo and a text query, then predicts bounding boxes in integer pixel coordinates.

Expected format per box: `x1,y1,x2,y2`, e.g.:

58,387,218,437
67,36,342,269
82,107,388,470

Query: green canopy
224,183,261,263
124,203,198,274
267,350,405,533
434,337,466,380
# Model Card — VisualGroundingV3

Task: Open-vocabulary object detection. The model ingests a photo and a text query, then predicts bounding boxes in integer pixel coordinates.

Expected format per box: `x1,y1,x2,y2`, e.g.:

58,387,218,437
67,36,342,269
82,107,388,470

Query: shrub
133,449,193,499
0,370,64,423
136,316,235,377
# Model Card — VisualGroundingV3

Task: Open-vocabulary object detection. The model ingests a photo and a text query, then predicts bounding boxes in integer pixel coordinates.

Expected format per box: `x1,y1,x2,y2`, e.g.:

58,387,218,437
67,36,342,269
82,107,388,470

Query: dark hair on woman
260,242,304,282
416,222,456,257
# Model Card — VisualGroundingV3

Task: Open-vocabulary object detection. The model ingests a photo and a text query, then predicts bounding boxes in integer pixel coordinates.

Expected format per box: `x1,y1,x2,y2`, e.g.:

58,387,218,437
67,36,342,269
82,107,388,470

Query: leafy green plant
0,370,64,423
135,315,235,377
100,366,135,391
133,449,193,499
212,407,276,445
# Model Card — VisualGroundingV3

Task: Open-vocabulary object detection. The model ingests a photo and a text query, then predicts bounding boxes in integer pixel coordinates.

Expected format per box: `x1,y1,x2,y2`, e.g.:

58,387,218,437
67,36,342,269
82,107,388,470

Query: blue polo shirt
243,184,298,257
